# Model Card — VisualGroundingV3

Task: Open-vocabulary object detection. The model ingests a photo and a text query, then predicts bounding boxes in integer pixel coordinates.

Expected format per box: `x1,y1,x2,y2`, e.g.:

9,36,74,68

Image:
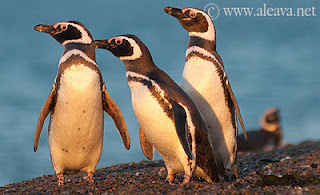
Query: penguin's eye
189,11,196,18
60,24,68,31
115,39,123,45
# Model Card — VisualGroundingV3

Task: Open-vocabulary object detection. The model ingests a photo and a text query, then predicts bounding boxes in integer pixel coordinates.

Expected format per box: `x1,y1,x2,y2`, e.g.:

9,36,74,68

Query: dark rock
1,141,319,194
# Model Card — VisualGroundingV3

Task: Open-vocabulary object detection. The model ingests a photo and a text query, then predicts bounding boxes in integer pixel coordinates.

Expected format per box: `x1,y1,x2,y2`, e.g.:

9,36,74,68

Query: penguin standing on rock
33,21,130,185
238,108,284,153
93,35,219,184
165,7,247,178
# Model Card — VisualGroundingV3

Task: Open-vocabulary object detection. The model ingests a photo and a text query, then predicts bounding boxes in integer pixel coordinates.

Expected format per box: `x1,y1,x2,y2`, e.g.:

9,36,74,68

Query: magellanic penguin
33,21,130,185
93,35,219,184
238,108,284,153
165,7,247,178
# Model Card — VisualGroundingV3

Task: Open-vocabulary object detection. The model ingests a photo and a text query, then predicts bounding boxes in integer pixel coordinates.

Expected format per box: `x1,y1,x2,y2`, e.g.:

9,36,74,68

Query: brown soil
1,141,319,194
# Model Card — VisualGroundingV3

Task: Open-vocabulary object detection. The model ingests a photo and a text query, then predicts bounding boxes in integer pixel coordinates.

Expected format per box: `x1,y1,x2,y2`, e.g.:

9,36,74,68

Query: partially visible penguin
238,108,284,153
165,7,247,178
33,21,130,185
93,35,219,184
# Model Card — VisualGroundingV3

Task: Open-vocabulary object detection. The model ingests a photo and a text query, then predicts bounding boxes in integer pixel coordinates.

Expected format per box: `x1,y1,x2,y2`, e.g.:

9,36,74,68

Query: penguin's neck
261,119,281,133
187,36,216,53
58,43,100,75
123,56,157,75
64,43,95,62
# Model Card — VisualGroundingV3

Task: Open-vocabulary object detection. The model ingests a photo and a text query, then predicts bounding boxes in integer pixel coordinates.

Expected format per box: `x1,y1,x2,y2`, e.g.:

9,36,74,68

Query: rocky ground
1,141,319,194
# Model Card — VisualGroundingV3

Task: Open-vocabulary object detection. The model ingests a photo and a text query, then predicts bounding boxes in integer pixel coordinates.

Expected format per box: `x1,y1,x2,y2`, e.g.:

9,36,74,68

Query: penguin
33,21,130,185
93,35,219,184
164,7,247,177
238,108,284,153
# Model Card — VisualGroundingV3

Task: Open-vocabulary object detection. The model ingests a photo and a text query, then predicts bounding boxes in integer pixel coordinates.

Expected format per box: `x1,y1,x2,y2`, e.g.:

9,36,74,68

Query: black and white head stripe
109,36,142,61
53,21,92,45
182,8,216,41
261,108,280,132
165,7,216,41
56,21,92,45
34,21,93,45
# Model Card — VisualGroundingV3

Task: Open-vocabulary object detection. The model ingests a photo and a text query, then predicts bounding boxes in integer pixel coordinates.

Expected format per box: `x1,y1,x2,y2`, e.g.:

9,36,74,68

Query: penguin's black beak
164,7,187,20
92,40,112,50
34,24,57,35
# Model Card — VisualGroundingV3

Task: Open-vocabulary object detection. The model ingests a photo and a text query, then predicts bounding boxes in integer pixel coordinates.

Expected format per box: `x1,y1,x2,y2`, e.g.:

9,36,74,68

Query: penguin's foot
232,164,240,179
166,173,176,184
223,168,238,182
86,172,94,184
183,174,191,184
57,173,64,185
223,169,231,182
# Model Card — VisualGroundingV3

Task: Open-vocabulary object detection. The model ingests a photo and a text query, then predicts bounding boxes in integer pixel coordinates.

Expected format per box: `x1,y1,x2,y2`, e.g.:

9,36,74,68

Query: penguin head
260,108,281,132
93,35,152,62
164,7,216,41
34,21,93,45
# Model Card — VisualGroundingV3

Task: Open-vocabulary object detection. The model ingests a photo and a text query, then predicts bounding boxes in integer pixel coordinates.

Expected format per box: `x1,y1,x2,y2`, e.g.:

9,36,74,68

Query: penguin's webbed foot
57,173,64,185
86,172,94,184
166,173,176,184
232,164,240,179
183,174,191,184
223,167,238,182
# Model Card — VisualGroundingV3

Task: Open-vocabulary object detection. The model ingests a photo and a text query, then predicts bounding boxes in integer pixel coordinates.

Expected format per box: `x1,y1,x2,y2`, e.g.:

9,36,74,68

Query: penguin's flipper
102,84,130,150
139,126,154,160
169,99,193,160
225,78,248,142
34,84,56,152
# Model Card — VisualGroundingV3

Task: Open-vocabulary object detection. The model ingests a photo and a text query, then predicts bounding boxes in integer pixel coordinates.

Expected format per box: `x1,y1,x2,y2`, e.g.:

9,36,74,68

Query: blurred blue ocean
0,0,319,186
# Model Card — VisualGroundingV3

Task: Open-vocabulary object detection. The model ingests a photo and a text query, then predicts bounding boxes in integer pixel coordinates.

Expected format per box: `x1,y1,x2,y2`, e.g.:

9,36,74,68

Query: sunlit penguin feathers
33,21,130,185
93,35,219,183
165,7,247,178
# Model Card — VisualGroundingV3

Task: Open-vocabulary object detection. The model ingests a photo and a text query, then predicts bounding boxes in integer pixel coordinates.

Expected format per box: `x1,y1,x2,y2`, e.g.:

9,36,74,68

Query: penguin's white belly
128,81,186,172
49,65,104,173
182,57,236,167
